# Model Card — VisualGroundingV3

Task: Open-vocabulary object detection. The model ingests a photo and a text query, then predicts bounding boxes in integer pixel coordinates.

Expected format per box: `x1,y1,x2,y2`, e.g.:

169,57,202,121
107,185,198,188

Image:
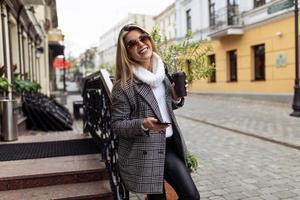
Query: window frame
254,0,266,8
252,44,265,81
186,9,192,31
208,0,215,26
227,49,238,82
208,54,216,83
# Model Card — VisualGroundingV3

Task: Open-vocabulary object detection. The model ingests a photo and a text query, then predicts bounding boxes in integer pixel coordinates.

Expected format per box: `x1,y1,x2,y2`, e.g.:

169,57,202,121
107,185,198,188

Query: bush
0,77,9,92
151,27,215,83
186,151,199,172
14,79,41,93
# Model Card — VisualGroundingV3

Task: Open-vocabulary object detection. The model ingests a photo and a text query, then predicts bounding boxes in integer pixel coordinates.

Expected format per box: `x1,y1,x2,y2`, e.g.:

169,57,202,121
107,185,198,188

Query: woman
111,23,200,200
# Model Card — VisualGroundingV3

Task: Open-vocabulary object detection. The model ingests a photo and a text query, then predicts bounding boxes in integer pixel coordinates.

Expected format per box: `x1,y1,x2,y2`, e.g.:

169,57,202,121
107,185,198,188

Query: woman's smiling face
125,29,153,67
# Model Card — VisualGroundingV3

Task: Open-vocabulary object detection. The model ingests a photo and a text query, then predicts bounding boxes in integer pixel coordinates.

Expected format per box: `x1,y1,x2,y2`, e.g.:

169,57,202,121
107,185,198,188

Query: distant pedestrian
111,23,200,200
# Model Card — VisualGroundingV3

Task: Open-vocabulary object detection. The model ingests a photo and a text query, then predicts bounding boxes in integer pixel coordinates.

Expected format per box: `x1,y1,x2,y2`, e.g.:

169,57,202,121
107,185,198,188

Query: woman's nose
136,40,144,47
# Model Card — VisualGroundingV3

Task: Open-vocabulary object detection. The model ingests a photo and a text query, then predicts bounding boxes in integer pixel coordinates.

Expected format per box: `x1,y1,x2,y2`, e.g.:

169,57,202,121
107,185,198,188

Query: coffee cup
172,72,187,97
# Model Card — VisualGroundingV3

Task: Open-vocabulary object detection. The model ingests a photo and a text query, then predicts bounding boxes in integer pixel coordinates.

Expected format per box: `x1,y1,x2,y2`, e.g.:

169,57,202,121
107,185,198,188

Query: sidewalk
174,93,300,149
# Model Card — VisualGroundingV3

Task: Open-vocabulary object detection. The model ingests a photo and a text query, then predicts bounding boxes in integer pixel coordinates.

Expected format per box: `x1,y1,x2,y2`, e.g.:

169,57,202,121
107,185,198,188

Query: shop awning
53,57,70,69
49,41,64,58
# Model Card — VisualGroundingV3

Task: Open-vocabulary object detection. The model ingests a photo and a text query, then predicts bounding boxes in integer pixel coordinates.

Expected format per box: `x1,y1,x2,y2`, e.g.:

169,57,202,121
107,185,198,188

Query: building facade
0,0,59,96
154,2,176,41
0,0,59,140
97,14,154,69
176,0,297,94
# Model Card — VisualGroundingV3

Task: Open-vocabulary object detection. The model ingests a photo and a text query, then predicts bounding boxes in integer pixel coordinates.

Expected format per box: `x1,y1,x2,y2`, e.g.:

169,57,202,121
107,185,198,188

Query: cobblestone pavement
179,116,300,200
175,93,300,149
131,94,300,200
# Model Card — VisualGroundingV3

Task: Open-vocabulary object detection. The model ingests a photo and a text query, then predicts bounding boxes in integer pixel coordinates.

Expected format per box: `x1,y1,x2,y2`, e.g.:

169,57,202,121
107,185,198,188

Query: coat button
143,151,147,155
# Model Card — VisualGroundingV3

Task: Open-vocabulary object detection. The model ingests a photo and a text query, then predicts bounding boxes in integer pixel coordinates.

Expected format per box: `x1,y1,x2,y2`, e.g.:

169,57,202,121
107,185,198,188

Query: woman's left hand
171,81,188,101
171,83,180,101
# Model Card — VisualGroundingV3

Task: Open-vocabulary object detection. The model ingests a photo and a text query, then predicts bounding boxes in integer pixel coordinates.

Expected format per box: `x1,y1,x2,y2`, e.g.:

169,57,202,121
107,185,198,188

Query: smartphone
157,121,172,125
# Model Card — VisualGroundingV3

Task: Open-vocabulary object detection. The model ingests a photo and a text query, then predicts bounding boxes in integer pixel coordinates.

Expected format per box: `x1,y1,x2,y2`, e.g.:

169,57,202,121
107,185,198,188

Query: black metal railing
82,71,129,200
209,4,241,31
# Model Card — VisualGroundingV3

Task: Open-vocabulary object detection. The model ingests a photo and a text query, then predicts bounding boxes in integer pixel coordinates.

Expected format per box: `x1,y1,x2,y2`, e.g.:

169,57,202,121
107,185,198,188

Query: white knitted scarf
133,53,165,88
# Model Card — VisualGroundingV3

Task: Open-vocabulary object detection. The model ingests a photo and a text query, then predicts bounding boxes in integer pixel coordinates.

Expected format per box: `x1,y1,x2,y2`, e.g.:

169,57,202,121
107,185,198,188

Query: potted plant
14,78,41,94
0,76,9,93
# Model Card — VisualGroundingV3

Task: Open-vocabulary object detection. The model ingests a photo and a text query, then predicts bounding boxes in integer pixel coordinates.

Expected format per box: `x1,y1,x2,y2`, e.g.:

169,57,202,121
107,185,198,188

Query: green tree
151,27,215,83
79,46,98,73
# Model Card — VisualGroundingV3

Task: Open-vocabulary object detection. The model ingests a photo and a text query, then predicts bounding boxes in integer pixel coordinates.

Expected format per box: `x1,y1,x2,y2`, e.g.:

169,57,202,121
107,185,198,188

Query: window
209,0,215,26
253,44,265,80
254,0,265,8
228,0,237,6
228,50,237,82
186,9,192,31
208,54,216,82
227,0,238,25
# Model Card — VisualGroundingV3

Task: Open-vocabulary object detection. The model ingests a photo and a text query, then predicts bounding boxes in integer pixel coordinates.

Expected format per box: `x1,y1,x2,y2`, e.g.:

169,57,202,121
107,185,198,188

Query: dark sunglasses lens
140,34,149,42
126,34,149,49
126,40,138,48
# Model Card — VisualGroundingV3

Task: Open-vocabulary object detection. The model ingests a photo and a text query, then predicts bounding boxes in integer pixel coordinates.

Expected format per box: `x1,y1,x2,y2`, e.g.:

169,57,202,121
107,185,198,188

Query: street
178,94,300,200
132,93,300,200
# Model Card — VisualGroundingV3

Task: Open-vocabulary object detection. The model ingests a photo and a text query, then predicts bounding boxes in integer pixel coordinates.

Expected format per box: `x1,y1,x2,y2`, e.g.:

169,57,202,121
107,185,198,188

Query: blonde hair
115,24,157,89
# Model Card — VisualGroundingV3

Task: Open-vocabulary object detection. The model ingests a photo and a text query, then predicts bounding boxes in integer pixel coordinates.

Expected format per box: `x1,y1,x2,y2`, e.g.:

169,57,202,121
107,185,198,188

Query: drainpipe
27,38,31,80
1,4,7,74
17,5,24,79
2,5,13,101
21,28,26,79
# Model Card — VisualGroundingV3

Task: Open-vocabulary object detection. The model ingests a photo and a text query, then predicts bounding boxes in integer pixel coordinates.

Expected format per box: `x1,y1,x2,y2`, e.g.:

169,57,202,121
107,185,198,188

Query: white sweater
133,53,173,138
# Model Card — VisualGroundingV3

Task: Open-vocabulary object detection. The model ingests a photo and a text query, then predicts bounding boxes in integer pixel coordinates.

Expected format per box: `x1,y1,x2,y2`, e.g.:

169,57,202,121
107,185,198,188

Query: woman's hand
142,117,169,132
171,83,180,101
171,81,188,101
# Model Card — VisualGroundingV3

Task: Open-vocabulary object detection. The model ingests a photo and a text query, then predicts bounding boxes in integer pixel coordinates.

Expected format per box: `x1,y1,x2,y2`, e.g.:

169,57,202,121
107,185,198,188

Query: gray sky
56,0,175,57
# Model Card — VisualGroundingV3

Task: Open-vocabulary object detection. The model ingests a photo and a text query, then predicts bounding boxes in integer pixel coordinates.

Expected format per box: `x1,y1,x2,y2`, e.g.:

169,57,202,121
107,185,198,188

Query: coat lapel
163,77,173,113
134,80,163,122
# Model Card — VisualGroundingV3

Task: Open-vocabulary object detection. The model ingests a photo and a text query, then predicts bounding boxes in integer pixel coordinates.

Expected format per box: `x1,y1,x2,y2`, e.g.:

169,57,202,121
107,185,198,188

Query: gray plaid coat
111,77,188,194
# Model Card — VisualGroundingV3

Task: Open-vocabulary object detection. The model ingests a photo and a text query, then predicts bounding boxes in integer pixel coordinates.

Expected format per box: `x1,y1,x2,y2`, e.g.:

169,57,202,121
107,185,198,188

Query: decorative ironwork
82,71,129,200
209,4,241,31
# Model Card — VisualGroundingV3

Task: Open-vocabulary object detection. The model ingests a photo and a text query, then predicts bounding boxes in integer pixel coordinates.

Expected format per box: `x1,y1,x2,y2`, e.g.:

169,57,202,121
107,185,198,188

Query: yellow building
188,0,297,95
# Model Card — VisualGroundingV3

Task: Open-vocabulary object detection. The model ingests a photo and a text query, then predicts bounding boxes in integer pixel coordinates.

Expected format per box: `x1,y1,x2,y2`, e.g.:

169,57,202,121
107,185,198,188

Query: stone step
0,154,108,191
0,180,113,200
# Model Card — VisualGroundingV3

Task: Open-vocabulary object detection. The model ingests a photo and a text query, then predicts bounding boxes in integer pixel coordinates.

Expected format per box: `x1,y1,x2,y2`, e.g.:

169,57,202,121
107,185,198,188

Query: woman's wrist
141,119,149,131
172,97,182,104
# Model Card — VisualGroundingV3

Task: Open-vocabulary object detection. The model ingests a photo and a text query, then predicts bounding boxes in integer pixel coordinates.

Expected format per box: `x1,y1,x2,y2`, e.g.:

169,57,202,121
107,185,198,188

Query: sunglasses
125,33,150,49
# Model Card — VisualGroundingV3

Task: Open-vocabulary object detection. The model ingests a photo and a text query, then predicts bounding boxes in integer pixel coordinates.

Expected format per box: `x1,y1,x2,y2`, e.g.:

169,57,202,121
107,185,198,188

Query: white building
97,14,154,68
175,0,210,41
175,0,295,41
153,2,176,41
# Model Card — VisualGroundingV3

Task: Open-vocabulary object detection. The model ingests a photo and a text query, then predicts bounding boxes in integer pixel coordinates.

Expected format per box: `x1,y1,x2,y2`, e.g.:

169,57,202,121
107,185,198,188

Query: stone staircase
0,134,114,200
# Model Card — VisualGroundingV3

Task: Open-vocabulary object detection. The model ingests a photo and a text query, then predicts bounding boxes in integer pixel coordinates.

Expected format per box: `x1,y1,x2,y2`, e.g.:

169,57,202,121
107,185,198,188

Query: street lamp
291,0,300,117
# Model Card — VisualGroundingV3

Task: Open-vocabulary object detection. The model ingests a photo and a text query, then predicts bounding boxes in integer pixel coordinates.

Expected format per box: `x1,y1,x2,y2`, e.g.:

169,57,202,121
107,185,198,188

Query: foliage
186,151,198,173
14,79,41,93
101,62,116,76
0,76,9,91
79,46,98,70
151,27,215,83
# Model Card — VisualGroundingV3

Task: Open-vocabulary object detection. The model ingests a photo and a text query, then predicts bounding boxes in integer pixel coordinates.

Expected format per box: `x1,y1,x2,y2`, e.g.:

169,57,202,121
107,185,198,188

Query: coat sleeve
111,83,149,138
172,97,185,110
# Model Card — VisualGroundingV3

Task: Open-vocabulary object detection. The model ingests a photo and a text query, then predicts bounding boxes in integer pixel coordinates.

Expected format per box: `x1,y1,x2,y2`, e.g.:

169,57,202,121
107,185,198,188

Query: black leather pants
147,138,200,200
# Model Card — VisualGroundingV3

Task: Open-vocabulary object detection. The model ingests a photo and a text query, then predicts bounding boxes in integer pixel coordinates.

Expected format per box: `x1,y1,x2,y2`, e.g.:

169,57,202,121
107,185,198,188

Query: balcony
208,4,243,39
